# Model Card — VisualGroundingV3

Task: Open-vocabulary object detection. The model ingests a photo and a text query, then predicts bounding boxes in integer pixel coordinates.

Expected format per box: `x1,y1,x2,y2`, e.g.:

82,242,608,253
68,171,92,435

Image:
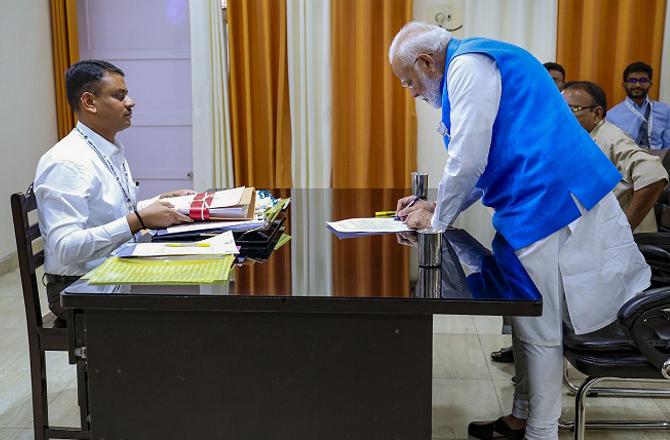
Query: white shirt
431,53,501,230
34,122,139,275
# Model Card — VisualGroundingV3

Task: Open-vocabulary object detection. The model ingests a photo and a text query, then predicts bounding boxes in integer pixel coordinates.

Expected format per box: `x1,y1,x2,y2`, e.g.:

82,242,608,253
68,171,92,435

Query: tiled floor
1,269,669,439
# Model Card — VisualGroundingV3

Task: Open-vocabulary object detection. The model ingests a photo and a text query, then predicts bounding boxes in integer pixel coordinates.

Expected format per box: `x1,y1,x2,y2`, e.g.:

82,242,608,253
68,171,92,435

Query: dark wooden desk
62,189,541,440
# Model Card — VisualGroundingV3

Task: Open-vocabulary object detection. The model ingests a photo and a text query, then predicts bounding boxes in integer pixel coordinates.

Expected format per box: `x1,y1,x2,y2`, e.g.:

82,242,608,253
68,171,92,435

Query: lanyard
624,98,654,148
75,127,137,214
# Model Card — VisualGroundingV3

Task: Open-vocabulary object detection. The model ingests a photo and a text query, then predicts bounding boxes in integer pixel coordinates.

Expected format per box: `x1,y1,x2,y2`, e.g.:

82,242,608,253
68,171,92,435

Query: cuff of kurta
431,214,450,230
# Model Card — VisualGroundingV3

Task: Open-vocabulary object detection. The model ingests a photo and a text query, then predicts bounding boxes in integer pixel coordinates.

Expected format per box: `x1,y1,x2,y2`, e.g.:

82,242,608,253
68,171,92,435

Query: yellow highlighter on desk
164,243,211,248
374,211,396,218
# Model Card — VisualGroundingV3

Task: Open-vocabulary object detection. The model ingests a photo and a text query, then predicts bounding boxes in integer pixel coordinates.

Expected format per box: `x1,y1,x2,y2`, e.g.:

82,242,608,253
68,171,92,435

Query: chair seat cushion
564,348,662,379
563,321,638,353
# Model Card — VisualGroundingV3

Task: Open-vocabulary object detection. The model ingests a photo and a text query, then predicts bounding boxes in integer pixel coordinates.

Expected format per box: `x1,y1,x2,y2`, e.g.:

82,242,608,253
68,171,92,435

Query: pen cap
411,172,428,199
417,227,444,267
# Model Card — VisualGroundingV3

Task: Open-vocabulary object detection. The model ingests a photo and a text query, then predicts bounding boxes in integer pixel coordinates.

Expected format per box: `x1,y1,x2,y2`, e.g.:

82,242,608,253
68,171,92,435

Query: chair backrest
10,184,46,329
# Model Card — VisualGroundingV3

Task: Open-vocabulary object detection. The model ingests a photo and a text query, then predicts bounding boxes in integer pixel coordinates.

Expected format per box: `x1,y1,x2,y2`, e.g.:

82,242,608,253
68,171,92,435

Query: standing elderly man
388,23,651,440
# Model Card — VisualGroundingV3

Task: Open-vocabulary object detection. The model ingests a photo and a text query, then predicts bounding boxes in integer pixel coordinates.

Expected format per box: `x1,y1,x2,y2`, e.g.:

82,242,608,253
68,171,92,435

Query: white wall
660,0,670,103
0,1,58,259
412,0,558,244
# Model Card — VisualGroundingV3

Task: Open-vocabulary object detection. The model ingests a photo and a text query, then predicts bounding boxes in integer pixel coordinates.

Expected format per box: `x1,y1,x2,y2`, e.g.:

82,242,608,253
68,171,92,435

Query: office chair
11,185,90,439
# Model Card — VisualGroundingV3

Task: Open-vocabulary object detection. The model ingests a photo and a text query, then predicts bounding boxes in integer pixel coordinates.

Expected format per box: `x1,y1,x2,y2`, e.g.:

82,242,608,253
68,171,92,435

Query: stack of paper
117,231,239,258
87,231,239,285
326,217,410,239
162,187,256,220
84,255,235,285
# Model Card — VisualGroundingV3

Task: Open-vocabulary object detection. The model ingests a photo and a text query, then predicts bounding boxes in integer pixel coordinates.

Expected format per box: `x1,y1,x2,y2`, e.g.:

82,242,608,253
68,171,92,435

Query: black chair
11,185,90,440
561,287,670,440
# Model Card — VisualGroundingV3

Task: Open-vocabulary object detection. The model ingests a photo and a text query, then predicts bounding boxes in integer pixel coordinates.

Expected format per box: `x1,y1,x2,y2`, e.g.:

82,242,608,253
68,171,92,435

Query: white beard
418,71,442,108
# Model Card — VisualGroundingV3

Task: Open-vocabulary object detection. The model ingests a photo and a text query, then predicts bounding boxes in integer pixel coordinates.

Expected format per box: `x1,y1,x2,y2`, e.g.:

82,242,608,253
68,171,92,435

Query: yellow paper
84,255,235,285
274,233,291,250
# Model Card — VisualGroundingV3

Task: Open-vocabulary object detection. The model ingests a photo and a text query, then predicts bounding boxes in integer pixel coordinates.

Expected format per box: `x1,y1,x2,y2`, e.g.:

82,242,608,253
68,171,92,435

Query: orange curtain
557,0,666,108
227,0,292,189
330,0,416,189
331,189,411,297
50,0,79,139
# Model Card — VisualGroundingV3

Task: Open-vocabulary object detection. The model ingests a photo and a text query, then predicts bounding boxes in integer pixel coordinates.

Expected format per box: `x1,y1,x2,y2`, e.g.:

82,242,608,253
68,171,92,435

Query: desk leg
82,310,432,440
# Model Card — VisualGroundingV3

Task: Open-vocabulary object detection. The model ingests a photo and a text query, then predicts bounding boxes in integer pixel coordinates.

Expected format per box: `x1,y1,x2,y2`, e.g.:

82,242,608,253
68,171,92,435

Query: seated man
562,81,668,232
607,61,670,149
543,62,565,89
35,59,194,320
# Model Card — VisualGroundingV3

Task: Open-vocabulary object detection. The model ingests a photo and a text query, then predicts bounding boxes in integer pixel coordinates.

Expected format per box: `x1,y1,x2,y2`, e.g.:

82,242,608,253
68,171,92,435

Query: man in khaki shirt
562,81,668,233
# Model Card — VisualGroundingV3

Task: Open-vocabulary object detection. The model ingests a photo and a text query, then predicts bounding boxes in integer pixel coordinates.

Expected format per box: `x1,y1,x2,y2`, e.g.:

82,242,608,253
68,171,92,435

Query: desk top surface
62,189,542,316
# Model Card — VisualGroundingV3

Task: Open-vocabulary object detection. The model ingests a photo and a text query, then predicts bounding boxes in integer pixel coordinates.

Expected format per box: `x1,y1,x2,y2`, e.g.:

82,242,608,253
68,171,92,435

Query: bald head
389,22,451,69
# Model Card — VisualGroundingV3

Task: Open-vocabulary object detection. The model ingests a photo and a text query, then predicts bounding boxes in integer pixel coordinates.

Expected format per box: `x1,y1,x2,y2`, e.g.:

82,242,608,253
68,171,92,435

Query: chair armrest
634,232,670,248
637,244,670,260
618,287,670,378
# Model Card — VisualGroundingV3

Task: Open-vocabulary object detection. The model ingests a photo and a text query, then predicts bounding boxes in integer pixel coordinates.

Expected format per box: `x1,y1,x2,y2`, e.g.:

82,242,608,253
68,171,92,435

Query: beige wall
0,0,58,259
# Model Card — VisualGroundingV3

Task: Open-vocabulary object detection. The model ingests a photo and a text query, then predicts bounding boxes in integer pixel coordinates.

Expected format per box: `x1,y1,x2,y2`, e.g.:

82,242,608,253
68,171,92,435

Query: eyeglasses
625,78,651,85
569,105,598,114
400,54,433,90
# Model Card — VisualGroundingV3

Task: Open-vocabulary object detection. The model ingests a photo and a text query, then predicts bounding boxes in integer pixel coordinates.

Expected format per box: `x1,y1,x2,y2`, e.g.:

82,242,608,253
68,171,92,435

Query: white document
131,231,239,257
326,217,411,234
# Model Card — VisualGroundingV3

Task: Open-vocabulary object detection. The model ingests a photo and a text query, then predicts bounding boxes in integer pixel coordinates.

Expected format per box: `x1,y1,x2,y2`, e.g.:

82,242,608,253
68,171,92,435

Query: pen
395,196,420,220
375,210,396,217
165,243,211,248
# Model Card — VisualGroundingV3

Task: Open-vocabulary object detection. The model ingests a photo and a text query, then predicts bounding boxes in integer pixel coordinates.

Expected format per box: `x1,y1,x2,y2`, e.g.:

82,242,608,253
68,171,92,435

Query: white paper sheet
164,219,265,234
131,231,239,257
326,217,410,234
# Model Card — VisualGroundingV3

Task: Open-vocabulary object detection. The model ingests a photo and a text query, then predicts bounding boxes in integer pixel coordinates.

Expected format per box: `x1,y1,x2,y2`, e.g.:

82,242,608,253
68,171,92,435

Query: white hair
388,22,451,66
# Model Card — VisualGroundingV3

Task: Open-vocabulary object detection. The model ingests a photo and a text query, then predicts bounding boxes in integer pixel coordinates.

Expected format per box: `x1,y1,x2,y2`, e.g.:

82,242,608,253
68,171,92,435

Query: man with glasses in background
562,81,667,233
607,61,670,149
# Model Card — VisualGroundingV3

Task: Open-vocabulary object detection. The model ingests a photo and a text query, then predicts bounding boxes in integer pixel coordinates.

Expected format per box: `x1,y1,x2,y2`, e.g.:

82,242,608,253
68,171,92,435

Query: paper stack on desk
116,231,239,258
86,231,239,285
84,255,235,285
161,186,256,221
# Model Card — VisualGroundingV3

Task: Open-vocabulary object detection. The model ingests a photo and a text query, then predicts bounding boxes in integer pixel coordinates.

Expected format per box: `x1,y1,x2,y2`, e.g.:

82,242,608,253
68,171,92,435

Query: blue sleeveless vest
441,38,621,249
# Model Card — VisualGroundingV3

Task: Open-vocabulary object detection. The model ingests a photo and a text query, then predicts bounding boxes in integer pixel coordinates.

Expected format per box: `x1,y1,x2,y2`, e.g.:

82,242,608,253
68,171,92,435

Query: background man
563,81,668,232
543,62,565,89
35,59,194,320
607,61,670,149
388,22,650,440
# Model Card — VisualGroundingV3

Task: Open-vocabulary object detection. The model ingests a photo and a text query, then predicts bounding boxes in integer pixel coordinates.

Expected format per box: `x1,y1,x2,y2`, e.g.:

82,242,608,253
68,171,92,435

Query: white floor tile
433,378,502,439
433,315,477,334
433,334,491,379
472,315,503,334
0,429,21,440
477,334,515,381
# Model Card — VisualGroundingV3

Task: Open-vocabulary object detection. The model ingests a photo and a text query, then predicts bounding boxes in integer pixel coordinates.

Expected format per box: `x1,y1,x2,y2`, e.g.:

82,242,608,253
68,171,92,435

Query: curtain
50,0,79,139
331,189,410,297
287,0,332,189
286,0,333,296
557,0,667,107
330,0,416,189
227,0,292,189
330,1,413,299
190,0,235,190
